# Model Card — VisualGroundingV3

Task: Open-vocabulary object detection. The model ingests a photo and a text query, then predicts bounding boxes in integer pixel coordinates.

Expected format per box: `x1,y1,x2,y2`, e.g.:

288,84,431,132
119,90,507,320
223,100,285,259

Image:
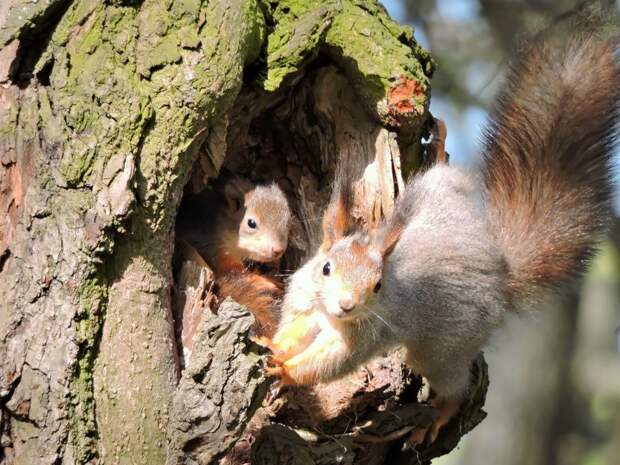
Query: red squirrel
177,182,292,336
265,33,620,445
178,182,291,273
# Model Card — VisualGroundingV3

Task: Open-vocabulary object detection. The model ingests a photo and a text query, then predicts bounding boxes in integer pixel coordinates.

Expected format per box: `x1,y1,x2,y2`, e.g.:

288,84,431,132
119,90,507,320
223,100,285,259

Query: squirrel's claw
403,396,461,450
402,423,440,450
264,356,298,386
403,427,429,450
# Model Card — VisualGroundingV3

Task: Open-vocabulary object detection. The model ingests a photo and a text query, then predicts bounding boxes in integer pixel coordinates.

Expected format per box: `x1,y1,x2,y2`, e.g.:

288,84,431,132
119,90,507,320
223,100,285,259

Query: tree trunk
0,1,487,464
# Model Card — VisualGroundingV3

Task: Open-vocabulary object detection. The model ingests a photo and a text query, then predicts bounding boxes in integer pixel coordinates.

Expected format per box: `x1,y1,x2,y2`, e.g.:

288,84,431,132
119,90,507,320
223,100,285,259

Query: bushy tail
482,32,620,301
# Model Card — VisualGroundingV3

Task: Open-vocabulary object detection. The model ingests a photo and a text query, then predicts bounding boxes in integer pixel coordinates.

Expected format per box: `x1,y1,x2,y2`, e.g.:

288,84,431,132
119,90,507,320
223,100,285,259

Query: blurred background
379,1,620,464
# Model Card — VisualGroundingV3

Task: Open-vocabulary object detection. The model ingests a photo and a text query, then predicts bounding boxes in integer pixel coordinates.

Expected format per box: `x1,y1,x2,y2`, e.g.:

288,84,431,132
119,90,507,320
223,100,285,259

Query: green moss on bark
38,0,268,463
256,0,433,131
3,0,433,462
0,0,70,47
70,276,108,464
325,0,433,126
257,0,340,91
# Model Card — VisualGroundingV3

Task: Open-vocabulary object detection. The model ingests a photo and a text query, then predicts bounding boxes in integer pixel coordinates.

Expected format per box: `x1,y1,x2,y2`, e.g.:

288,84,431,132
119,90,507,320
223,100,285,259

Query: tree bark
0,1,487,464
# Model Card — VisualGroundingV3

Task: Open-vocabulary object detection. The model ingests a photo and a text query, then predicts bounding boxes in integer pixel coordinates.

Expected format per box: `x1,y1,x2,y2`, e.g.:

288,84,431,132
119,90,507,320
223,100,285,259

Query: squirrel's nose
339,298,356,313
271,245,285,258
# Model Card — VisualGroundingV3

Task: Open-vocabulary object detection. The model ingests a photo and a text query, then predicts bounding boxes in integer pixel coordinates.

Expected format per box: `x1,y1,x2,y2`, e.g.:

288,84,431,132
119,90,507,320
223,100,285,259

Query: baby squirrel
266,34,620,444
178,182,291,273
177,182,292,336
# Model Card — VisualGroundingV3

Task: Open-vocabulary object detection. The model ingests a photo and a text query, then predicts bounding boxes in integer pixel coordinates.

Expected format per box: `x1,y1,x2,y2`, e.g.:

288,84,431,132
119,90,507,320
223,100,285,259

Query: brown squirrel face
314,234,383,321
237,184,291,263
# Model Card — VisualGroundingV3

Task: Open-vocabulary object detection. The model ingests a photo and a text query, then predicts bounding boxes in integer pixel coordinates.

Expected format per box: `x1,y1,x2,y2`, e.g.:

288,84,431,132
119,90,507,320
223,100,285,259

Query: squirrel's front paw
265,363,284,378
270,314,321,359
265,356,296,386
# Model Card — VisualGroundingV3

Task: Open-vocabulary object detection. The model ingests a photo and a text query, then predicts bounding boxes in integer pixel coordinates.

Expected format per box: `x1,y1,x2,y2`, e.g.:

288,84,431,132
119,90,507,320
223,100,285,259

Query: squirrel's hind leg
404,349,468,448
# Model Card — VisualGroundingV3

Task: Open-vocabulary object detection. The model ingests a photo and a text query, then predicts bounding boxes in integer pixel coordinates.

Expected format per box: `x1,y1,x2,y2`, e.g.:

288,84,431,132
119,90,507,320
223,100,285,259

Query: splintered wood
310,69,405,230
172,240,217,366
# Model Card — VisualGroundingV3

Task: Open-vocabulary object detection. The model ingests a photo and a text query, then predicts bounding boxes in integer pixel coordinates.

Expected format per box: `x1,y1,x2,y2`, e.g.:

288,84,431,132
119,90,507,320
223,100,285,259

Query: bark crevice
3,0,73,86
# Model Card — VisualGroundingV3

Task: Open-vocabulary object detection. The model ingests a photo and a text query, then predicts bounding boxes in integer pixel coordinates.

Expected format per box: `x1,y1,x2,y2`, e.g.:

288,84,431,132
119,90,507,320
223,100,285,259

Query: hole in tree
172,57,403,370
172,67,333,369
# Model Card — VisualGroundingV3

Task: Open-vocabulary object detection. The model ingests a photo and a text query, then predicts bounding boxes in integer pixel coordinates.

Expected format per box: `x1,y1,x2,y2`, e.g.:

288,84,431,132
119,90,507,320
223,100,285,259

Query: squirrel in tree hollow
265,33,620,444
177,182,292,336
178,182,291,273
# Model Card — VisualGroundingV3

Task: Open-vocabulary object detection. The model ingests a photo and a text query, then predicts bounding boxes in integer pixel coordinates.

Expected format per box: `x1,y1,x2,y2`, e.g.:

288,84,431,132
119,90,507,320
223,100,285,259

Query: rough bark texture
167,299,270,465
0,1,487,464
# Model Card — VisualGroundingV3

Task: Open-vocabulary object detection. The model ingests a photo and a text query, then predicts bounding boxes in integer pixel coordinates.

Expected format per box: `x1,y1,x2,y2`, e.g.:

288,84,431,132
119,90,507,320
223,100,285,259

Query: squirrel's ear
373,222,404,259
373,177,417,258
243,191,252,206
320,181,353,251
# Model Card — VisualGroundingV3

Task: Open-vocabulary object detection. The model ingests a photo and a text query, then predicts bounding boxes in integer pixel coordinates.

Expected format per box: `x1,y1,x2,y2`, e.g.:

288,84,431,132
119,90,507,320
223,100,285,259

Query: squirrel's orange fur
217,271,283,337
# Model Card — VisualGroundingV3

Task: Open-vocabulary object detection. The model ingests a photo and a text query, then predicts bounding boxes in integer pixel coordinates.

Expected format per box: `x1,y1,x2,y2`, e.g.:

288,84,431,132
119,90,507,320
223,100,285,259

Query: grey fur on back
372,34,619,396
380,165,510,395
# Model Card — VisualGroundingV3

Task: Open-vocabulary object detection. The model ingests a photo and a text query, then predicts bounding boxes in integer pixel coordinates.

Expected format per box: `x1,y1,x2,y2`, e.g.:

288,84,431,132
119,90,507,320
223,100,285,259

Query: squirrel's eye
247,218,257,229
373,280,382,293
322,262,331,276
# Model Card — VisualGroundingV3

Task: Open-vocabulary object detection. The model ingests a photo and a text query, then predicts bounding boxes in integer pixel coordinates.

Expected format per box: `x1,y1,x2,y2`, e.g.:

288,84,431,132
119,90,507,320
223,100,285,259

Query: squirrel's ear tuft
373,178,418,258
320,179,354,251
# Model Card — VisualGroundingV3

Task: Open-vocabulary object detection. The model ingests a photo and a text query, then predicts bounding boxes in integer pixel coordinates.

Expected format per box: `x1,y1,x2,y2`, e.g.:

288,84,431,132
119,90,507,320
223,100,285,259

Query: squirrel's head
314,233,384,320
310,177,402,321
237,183,291,263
